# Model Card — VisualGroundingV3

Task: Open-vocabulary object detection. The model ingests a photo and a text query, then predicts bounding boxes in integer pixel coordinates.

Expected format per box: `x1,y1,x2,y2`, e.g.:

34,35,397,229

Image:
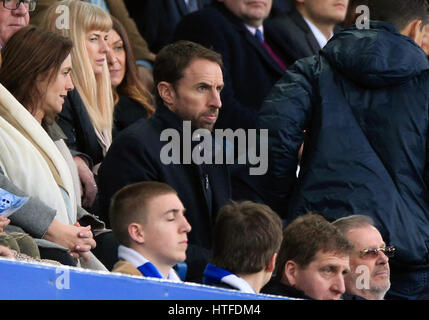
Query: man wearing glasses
0,0,35,48
333,215,393,300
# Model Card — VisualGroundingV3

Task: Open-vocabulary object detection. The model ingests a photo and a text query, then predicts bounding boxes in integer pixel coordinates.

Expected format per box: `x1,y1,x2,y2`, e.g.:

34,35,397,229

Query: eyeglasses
360,245,396,258
2,0,37,12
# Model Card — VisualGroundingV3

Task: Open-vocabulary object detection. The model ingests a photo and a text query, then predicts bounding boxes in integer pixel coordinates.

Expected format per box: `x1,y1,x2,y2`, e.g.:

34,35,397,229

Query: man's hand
74,156,97,209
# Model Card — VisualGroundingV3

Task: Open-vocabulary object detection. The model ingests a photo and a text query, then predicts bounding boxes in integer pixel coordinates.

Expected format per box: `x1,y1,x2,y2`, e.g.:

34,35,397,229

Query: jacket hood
321,21,429,88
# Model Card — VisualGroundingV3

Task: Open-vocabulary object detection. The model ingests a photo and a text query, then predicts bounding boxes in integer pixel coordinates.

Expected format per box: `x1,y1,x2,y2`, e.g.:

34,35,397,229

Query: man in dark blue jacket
98,41,231,282
259,0,429,299
173,0,296,204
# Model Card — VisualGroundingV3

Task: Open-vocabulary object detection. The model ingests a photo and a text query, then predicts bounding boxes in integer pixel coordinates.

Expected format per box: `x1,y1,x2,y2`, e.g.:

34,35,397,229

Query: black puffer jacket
259,21,429,267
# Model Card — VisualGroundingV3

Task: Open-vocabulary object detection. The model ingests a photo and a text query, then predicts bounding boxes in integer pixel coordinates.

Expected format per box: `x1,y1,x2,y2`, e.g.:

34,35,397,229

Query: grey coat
1,166,105,251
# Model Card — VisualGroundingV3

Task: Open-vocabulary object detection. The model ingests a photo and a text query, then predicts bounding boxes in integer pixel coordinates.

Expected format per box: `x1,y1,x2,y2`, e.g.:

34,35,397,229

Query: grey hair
332,215,375,235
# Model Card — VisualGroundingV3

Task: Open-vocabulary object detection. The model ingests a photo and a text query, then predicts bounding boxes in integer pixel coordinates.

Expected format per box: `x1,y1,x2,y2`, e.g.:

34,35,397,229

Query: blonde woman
40,0,114,210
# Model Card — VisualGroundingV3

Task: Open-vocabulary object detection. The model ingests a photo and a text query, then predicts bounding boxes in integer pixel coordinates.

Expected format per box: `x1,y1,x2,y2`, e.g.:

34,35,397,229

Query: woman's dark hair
110,16,155,117
0,25,73,115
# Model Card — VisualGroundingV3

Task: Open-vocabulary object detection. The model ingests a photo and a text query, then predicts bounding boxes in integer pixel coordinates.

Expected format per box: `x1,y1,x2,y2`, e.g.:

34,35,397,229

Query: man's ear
402,19,423,45
157,81,176,110
128,222,145,244
284,260,298,286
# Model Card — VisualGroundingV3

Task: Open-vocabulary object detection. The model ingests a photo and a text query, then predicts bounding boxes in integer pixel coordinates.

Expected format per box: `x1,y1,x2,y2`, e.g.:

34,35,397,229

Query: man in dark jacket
97,41,231,282
173,0,295,204
261,213,353,300
259,0,429,299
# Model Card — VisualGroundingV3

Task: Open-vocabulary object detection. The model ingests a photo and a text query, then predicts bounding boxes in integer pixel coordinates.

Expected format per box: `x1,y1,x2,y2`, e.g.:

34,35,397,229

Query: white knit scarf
0,83,76,225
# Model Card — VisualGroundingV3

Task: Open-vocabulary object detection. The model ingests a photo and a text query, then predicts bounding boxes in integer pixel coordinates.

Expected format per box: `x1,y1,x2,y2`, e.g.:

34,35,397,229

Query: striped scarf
203,264,256,293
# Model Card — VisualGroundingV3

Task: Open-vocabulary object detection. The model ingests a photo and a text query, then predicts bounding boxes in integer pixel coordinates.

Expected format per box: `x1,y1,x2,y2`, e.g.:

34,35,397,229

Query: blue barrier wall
0,258,288,300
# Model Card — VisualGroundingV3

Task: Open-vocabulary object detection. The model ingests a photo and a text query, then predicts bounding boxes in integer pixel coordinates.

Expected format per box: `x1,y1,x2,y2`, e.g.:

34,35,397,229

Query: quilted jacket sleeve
258,56,318,215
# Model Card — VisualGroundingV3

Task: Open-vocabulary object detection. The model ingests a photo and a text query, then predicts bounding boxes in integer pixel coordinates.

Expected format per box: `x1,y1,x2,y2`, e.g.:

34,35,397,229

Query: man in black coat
97,41,231,282
173,0,295,204
261,214,353,300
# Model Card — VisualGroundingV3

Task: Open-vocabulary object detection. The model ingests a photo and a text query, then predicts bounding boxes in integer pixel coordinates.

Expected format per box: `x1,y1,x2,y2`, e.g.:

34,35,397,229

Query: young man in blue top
110,181,191,280
203,201,283,293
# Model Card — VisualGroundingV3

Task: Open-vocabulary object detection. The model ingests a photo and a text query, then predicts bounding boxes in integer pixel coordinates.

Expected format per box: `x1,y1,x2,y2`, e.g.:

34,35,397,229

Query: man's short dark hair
211,201,283,275
275,213,353,280
109,181,178,247
153,40,223,107
368,0,429,30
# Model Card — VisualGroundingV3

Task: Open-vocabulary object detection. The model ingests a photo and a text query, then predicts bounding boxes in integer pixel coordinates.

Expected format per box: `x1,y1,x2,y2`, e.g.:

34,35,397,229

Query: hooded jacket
259,21,429,268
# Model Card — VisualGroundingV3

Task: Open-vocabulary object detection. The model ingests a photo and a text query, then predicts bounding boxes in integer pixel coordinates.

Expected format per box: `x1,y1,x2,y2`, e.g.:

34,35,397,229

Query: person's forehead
146,194,184,217
181,59,223,83
311,250,350,268
87,29,109,36
107,29,121,42
346,226,385,250
61,54,72,67
183,58,221,73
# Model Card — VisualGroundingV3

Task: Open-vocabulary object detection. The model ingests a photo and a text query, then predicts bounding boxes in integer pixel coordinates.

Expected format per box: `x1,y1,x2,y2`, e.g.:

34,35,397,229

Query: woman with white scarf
0,26,116,270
